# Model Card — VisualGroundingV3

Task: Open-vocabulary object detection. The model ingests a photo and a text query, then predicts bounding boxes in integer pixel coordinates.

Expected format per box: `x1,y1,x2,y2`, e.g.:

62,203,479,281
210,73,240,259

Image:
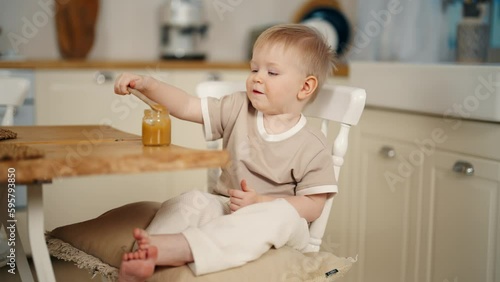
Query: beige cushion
49,201,160,268
47,201,355,281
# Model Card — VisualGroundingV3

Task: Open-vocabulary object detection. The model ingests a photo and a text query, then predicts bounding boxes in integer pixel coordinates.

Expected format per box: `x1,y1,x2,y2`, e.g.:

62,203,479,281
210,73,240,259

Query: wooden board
55,0,99,59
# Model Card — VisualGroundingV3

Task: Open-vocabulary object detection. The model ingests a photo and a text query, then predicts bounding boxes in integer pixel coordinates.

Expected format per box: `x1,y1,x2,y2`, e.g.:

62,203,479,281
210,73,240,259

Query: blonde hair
253,23,336,92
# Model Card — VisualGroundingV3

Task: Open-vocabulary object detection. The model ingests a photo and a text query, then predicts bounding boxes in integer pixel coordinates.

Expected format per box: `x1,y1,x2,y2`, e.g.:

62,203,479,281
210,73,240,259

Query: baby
114,23,336,281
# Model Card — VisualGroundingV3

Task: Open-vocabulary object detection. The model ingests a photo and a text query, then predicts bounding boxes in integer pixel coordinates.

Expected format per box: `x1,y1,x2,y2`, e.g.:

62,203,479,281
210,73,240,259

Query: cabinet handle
207,72,221,81
380,146,396,158
452,161,475,176
94,71,114,85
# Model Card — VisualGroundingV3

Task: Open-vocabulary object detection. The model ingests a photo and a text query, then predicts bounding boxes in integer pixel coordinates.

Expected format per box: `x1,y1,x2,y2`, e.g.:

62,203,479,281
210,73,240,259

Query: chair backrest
196,81,366,252
0,77,30,126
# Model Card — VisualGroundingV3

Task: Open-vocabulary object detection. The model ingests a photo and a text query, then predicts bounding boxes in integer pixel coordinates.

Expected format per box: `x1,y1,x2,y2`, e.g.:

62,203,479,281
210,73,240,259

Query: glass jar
142,108,171,146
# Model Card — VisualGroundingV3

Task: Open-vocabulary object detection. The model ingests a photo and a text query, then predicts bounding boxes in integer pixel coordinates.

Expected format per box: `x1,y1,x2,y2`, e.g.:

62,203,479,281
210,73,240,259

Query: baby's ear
298,76,318,101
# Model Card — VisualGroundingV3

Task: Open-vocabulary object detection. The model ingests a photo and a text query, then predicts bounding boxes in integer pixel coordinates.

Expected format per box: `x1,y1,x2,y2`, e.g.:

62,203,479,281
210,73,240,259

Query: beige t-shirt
201,91,337,198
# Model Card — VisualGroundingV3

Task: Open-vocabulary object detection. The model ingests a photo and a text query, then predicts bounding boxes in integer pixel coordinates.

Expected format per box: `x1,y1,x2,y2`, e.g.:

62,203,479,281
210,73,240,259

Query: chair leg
1,106,16,126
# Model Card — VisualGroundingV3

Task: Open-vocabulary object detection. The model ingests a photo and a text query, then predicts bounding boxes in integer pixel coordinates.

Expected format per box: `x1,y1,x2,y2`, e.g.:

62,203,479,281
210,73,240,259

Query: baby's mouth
253,89,264,94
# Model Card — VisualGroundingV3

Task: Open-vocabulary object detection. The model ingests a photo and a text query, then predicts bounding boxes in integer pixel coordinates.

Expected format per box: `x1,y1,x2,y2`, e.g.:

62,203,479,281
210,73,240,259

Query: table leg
15,227,35,282
1,184,34,281
27,184,56,282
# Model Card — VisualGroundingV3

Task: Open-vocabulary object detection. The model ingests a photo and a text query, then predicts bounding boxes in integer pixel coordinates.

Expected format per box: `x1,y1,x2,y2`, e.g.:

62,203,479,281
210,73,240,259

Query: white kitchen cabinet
356,137,422,282
424,151,499,282
35,70,169,134
340,108,500,282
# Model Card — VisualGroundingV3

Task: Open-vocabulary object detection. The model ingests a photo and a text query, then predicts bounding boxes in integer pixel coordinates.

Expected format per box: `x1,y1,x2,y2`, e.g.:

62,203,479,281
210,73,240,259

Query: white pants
145,190,310,275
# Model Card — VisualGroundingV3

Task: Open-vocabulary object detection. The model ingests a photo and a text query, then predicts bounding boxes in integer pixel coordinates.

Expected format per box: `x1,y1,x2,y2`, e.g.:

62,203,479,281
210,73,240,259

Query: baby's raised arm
114,73,203,124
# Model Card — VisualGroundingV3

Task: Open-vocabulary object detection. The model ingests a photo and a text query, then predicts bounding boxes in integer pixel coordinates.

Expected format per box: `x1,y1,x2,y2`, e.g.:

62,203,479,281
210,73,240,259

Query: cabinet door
350,135,422,282
37,70,113,123
35,70,171,135
422,151,500,282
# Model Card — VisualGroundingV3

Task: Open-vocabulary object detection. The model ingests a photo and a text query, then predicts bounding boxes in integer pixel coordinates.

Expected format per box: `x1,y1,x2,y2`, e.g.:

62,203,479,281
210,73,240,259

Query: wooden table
0,125,229,282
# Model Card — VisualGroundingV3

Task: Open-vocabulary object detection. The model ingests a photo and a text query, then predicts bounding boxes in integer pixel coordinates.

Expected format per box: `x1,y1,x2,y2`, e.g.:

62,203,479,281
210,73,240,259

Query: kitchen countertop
0,60,348,76
350,62,500,123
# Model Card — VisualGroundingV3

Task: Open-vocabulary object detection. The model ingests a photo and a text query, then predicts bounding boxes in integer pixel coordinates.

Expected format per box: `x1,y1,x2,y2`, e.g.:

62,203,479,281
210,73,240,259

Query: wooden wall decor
55,0,99,59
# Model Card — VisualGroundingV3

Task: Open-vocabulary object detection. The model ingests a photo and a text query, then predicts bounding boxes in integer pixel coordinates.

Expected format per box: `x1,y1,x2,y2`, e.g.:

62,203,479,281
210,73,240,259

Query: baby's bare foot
130,228,193,267
133,228,151,250
118,246,158,282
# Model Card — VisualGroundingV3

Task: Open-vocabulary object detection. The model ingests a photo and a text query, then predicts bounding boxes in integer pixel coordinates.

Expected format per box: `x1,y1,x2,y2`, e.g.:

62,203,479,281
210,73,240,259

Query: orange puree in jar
142,107,171,146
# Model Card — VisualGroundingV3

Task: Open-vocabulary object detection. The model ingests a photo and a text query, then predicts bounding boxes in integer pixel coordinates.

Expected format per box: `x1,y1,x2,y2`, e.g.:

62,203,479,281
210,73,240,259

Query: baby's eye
251,69,258,73
268,71,278,76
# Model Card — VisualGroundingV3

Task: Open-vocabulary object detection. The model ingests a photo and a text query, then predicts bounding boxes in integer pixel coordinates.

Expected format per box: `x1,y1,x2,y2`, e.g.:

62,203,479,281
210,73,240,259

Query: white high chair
0,77,30,126
196,80,366,252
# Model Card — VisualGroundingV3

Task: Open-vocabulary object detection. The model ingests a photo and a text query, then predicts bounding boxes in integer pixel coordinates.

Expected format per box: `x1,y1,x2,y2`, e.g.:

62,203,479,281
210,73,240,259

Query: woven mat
0,144,45,161
0,128,17,140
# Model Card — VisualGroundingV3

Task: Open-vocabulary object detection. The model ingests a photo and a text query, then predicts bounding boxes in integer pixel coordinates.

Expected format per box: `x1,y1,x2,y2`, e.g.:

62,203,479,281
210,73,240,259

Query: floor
0,257,96,282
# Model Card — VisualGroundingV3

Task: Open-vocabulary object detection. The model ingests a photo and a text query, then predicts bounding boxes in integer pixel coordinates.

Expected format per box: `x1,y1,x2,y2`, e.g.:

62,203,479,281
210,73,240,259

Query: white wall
0,0,356,62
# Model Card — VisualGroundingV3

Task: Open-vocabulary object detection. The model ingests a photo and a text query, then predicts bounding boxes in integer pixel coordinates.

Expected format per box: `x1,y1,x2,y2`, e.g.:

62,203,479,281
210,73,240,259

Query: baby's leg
182,198,310,275
134,228,194,266
146,190,227,235
118,246,157,282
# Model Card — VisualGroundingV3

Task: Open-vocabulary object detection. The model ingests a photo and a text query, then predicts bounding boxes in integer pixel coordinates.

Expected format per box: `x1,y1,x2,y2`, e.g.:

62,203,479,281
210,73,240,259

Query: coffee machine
160,0,208,60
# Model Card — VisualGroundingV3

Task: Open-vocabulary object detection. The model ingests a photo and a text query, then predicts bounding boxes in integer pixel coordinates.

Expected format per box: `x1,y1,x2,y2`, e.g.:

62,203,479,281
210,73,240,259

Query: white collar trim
256,111,306,142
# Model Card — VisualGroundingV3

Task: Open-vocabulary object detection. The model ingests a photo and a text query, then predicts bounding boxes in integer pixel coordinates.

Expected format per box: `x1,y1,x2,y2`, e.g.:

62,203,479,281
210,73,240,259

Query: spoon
127,87,164,112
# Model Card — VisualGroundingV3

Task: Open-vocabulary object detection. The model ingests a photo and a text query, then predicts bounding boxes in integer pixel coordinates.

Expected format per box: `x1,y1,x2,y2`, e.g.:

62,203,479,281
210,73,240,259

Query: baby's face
246,44,307,115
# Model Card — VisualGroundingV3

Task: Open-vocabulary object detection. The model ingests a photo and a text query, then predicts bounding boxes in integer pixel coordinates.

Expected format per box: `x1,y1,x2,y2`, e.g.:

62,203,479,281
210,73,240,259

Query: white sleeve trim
296,185,338,196
200,97,213,141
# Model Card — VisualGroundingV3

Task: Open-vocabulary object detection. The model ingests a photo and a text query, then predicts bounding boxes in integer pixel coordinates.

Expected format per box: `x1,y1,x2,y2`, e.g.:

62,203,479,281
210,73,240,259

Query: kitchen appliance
160,0,208,60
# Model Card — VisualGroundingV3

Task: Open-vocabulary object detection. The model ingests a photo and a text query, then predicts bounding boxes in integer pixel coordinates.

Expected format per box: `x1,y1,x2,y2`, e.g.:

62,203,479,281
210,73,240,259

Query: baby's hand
228,179,260,212
114,72,145,95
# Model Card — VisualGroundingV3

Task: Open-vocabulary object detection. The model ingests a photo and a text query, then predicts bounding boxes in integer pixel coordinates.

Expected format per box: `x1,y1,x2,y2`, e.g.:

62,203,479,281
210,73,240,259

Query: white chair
0,77,30,126
196,80,366,252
